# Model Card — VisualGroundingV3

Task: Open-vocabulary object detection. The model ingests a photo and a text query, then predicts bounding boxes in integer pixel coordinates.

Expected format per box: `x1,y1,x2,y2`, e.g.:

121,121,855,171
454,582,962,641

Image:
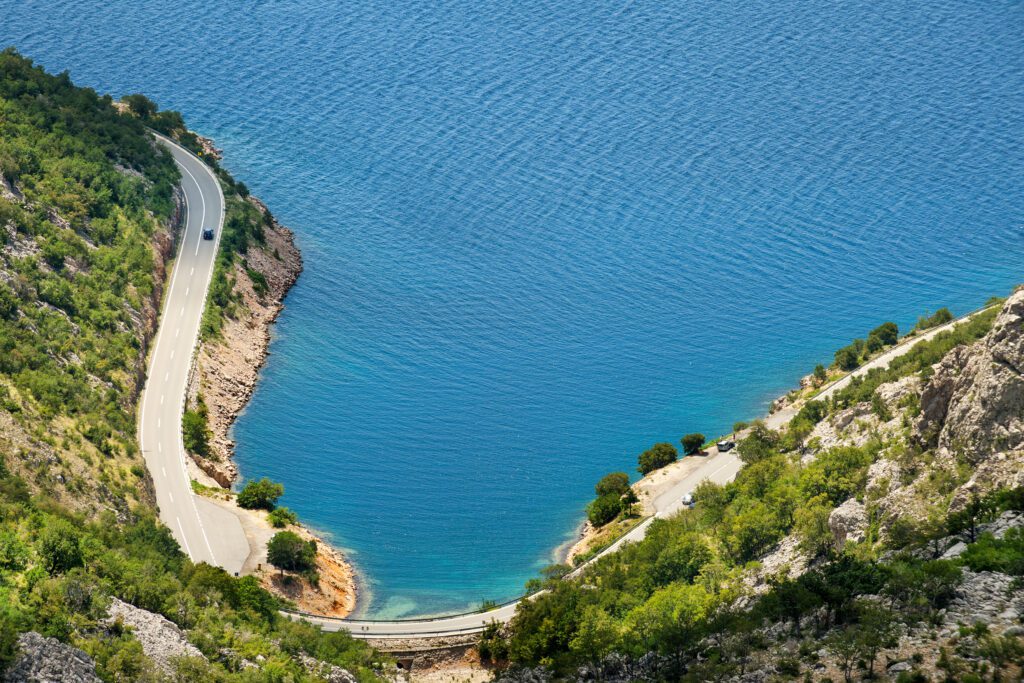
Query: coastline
181,135,358,617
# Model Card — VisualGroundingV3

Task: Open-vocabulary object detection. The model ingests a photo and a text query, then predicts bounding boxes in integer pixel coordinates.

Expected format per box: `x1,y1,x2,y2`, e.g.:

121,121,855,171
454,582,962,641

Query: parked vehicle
202,228,215,240
716,439,735,452
681,492,694,507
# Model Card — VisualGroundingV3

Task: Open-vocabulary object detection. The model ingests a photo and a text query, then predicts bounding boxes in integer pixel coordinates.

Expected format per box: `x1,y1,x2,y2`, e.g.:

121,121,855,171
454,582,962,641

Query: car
716,439,735,452
202,228,215,240
681,492,694,507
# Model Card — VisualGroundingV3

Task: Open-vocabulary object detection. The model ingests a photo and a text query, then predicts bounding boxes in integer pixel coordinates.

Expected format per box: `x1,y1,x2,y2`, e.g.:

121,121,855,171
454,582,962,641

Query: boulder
828,498,867,550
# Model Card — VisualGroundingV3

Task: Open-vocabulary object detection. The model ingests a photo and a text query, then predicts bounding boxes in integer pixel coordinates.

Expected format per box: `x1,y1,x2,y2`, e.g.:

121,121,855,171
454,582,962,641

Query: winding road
140,133,988,639
139,134,248,575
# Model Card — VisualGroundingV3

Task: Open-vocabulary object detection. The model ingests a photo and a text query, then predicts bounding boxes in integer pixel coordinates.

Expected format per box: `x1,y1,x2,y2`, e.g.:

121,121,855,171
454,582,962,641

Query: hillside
0,50,383,681
483,292,1024,682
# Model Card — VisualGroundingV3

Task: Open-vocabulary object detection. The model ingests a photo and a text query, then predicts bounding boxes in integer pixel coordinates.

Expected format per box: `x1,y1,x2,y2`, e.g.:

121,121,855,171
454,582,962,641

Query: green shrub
587,493,622,527
267,531,316,572
594,472,630,497
638,442,677,475
37,519,82,574
680,432,706,455
267,507,298,528
915,307,953,331
182,397,212,458
237,477,284,510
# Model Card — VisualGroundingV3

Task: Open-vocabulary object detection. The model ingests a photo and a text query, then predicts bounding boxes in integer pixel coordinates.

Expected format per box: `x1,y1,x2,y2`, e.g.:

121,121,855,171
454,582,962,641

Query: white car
681,492,694,507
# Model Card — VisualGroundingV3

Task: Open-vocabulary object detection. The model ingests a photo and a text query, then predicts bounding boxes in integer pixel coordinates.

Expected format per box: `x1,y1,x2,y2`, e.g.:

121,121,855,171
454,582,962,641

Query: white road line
190,267,194,276
185,287,190,297
176,161,207,257
158,442,162,453
176,517,194,559
175,328,180,338
169,491,174,503
164,371,169,382
180,305,186,317
157,418,161,429
162,466,166,477
169,349,174,360
160,395,164,405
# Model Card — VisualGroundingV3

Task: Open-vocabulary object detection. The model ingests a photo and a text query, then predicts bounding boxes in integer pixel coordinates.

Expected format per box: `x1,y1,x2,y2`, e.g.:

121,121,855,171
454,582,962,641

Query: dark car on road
202,228,215,240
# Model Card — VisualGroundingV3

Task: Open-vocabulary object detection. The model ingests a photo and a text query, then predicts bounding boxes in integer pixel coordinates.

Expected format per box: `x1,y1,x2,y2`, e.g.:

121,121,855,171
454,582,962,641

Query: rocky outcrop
916,287,1024,462
106,598,204,673
828,498,867,550
3,632,101,683
946,570,1024,630
298,654,359,683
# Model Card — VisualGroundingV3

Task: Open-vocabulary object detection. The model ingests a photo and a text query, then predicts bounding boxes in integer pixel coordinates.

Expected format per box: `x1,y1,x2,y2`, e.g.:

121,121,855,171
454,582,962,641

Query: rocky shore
181,142,358,616
186,195,302,486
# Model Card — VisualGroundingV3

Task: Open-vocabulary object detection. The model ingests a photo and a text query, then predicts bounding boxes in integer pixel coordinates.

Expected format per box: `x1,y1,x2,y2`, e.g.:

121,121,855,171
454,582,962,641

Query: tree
856,602,898,678
947,492,996,542
121,93,157,118
0,285,16,320
620,488,639,516
182,398,212,458
569,606,619,676
826,627,862,683
237,477,284,511
834,345,859,371
595,472,630,497
736,421,778,465
869,321,898,346
680,433,706,456
588,493,622,527
652,533,712,586
813,364,828,384
38,519,82,574
638,442,678,475
793,494,834,556
267,531,316,572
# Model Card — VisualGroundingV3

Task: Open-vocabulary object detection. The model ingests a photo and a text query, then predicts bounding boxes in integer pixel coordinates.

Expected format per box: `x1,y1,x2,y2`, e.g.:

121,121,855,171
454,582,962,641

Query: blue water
5,0,1022,617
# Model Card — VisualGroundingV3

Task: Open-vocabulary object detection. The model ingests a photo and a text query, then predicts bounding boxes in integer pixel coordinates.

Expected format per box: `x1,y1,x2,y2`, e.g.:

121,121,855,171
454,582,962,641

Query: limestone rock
3,632,101,683
828,498,867,550
106,597,204,673
916,288,1024,462
875,374,922,413
946,570,1024,630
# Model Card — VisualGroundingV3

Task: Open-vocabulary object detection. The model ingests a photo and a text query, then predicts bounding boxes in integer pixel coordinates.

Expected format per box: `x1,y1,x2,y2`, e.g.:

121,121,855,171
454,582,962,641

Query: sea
3,0,1021,617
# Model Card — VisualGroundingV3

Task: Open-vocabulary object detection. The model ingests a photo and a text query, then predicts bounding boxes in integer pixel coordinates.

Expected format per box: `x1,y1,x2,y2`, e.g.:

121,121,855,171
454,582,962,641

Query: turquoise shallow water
4,0,1021,617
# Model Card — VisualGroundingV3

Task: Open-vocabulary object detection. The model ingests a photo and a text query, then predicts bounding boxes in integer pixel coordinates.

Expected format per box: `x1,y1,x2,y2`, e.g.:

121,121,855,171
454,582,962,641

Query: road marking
176,517,194,559
175,328,180,338
169,491,174,503
176,161,207,257
180,305,186,317
164,371,169,382
169,349,174,360
162,466,166,477
157,418,161,429
160,394,164,405
190,267,194,276
158,442,162,453
185,287,190,297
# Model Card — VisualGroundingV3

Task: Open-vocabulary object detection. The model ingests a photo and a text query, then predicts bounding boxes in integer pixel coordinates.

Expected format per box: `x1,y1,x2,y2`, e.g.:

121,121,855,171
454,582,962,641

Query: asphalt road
138,135,248,575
